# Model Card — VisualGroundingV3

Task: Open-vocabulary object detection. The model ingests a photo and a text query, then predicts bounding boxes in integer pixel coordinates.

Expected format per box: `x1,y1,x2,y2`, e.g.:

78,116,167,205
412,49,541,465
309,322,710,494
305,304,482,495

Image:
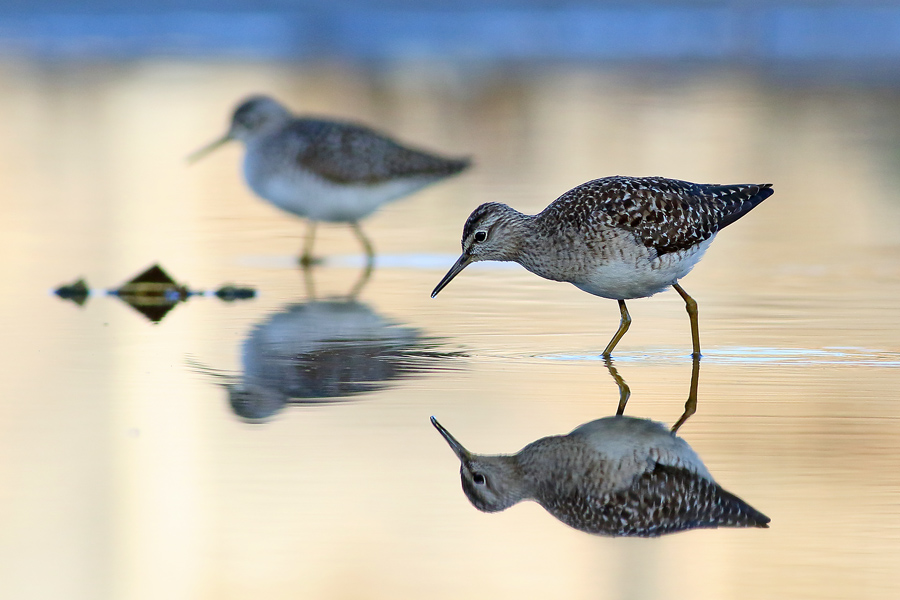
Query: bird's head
188,95,291,162
431,203,524,297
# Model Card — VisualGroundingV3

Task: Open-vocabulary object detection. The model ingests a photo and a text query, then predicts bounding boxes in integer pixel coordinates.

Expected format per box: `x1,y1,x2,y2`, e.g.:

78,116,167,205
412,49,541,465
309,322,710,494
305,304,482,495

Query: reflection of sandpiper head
226,382,289,422
431,415,770,537
431,417,524,513
222,300,455,422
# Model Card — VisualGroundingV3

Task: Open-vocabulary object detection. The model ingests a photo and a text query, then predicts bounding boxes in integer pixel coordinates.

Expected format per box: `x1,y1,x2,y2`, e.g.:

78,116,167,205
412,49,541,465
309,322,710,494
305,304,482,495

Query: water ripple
237,253,521,270
533,347,900,367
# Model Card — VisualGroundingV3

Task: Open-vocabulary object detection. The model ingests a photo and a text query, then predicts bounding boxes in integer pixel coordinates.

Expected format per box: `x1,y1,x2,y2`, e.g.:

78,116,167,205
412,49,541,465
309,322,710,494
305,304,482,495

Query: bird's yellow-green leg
602,299,631,357
671,356,700,433
603,357,631,415
350,221,375,266
299,221,318,266
672,282,701,358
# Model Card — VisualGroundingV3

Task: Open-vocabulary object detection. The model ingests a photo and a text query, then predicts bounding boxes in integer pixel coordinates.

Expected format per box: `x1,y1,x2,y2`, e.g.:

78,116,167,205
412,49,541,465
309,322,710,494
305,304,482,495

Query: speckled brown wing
541,176,773,257
539,463,770,537
293,119,470,185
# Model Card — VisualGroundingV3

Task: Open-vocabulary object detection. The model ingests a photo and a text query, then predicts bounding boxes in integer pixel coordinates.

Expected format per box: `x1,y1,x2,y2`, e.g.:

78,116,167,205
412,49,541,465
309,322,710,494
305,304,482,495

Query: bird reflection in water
432,413,769,537
196,266,460,422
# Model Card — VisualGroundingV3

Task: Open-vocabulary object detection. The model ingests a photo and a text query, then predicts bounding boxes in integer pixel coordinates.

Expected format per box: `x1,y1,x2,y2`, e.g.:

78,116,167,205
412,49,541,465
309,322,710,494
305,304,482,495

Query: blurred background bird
190,94,470,265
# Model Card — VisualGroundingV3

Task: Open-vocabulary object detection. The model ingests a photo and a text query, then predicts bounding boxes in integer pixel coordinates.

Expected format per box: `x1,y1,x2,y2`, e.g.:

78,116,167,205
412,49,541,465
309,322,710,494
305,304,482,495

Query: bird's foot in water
298,254,325,267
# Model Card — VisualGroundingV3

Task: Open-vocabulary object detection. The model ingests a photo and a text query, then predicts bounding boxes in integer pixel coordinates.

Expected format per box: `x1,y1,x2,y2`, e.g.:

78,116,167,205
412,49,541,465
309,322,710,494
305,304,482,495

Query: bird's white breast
572,235,715,300
243,149,434,223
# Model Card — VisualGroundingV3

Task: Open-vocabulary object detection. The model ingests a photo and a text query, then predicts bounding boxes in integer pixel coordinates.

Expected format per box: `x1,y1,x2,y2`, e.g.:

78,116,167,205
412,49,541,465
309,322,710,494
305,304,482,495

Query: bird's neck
480,454,531,507
509,214,576,282
241,117,292,146
512,437,577,497
491,207,538,263
515,436,618,499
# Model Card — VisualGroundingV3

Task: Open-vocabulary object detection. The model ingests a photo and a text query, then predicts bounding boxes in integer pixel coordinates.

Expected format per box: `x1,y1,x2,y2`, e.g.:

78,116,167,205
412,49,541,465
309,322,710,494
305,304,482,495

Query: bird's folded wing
547,177,772,256
296,121,468,185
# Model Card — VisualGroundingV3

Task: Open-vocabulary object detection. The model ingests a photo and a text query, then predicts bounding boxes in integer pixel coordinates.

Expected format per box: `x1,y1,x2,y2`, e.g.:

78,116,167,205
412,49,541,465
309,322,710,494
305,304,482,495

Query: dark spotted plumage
290,119,470,185
432,415,770,538
540,463,770,537
537,176,773,256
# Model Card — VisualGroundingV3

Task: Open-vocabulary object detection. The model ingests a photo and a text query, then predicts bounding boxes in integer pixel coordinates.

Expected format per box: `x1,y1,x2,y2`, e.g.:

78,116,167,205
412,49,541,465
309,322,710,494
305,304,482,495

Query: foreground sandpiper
431,415,770,537
190,95,470,264
432,175,773,357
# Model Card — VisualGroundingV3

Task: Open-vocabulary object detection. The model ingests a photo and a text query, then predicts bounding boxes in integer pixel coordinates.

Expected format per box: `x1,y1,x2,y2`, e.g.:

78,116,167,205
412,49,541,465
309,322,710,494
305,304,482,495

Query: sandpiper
431,415,769,537
431,176,773,357
190,95,470,264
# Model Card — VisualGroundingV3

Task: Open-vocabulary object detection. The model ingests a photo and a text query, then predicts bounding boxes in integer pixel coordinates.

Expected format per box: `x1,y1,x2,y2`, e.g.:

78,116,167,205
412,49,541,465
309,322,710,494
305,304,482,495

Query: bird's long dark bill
431,416,471,461
431,254,472,298
186,134,233,164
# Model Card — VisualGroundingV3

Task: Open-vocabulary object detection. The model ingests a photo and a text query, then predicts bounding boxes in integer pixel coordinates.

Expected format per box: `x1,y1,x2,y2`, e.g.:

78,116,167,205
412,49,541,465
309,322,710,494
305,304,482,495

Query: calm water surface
2,61,900,599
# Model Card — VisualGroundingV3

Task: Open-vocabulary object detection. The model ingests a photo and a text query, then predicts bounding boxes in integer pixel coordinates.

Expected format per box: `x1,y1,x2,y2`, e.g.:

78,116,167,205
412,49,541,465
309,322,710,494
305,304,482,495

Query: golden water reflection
0,61,899,600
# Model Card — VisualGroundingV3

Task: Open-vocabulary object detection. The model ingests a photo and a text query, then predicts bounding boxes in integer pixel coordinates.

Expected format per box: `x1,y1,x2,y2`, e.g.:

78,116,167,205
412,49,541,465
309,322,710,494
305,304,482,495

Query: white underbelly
247,166,433,223
572,236,715,300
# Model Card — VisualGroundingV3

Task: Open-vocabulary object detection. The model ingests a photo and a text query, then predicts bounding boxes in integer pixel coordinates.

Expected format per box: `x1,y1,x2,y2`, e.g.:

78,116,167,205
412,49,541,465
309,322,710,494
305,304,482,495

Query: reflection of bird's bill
186,133,233,164
431,254,473,298
431,416,471,461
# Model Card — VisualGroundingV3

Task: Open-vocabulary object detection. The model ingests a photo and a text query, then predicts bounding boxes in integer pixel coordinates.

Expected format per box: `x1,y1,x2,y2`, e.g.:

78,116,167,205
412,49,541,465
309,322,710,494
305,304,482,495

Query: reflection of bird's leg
347,257,374,300
602,299,631,357
671,356,700,433
300,260,317,300
672,282,701,358
300,221,318,266
350,221,375,264
603,357,631,415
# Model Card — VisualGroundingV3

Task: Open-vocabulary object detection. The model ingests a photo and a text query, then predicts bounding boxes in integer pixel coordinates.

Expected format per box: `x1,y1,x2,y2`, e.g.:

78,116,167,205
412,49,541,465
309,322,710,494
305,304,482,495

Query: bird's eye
474,231,487,242
472,472,486,485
